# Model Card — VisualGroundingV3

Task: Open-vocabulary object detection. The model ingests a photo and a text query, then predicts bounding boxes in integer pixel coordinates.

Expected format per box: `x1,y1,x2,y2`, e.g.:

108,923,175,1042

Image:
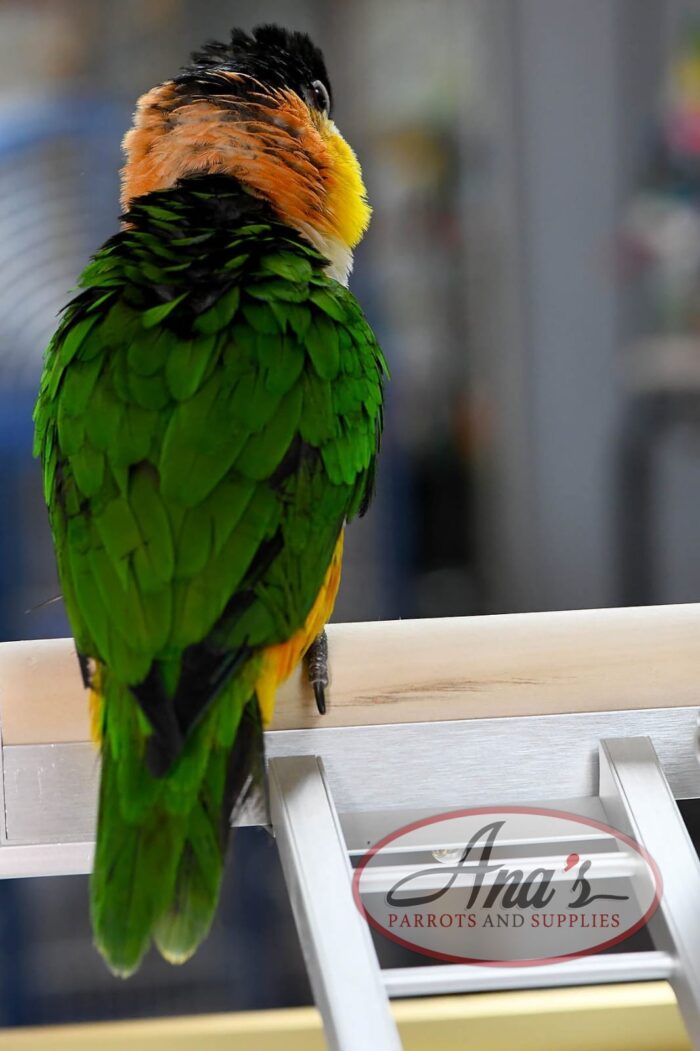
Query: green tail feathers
90,674,263,977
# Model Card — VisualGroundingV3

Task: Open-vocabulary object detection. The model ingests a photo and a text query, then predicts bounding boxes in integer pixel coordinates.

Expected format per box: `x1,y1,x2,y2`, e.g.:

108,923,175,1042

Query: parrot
33,24,386,977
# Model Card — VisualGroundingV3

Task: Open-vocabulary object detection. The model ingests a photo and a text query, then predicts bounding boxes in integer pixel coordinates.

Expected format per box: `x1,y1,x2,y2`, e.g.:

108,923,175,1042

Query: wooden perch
0,603,698,747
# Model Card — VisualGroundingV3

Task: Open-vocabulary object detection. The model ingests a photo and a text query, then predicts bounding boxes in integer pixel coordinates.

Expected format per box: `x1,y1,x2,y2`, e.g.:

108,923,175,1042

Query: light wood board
0,604,698,745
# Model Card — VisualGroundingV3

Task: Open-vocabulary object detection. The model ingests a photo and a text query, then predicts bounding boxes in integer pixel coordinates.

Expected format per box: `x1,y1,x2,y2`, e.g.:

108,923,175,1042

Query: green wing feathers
33,179,386,975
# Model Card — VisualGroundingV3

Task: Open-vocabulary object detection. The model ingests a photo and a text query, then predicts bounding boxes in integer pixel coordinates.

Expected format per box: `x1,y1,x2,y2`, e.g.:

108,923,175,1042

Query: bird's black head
176,24,333,118
122,23,370,280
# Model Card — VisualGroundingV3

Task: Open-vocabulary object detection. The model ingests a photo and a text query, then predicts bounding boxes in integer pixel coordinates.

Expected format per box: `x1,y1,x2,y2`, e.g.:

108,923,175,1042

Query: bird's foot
306,629,329,715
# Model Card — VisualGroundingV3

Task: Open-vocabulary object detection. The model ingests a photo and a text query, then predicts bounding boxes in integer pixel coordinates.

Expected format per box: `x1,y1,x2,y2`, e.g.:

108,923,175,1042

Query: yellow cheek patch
255,92,371,251
323,125,372,249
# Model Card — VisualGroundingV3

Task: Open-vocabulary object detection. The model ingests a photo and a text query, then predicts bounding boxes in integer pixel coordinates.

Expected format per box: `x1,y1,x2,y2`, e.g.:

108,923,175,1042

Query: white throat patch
298,223,353,287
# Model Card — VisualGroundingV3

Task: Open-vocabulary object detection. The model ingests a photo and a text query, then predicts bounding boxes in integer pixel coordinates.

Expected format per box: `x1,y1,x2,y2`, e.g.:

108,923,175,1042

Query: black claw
313,681,326,715
76,649,92,690
306,629,329,716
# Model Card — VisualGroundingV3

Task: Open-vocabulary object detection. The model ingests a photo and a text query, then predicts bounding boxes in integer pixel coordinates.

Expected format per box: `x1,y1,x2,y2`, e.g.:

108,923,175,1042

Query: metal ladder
264,716,700,1051
1,703,700,1047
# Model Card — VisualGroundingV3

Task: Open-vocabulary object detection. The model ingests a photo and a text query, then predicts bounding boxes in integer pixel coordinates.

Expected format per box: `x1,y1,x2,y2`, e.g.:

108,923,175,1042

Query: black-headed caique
33,24,386,976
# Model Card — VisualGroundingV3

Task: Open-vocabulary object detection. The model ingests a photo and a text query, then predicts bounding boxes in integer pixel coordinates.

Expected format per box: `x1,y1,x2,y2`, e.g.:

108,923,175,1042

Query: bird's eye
310,79,331,116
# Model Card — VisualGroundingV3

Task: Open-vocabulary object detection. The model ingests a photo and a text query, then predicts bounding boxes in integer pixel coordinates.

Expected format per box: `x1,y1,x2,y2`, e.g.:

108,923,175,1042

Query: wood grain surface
0,604,698,745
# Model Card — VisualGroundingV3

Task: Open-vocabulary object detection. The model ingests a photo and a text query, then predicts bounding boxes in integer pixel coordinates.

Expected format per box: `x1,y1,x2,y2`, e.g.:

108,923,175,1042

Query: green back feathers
33,175,387,974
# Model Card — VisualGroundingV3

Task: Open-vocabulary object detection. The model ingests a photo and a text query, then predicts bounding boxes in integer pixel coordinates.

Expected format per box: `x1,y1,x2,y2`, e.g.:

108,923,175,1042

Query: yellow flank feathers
255,531,344,724
89,662,103,745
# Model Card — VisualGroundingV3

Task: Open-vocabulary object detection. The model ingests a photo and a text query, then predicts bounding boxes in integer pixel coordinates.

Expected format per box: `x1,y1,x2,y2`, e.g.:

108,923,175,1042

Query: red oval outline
351,805,663,967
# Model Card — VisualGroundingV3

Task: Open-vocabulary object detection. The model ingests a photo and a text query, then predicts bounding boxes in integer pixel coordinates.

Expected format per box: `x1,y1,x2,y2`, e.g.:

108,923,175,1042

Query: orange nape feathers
121,77,370,265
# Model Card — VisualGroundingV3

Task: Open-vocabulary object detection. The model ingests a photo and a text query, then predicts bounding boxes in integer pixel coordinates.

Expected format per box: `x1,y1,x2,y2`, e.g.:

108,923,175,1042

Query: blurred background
1,0,700,1028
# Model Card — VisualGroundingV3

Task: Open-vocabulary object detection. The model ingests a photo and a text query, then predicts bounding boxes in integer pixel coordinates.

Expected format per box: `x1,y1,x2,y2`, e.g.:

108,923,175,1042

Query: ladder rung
381,950,674,998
